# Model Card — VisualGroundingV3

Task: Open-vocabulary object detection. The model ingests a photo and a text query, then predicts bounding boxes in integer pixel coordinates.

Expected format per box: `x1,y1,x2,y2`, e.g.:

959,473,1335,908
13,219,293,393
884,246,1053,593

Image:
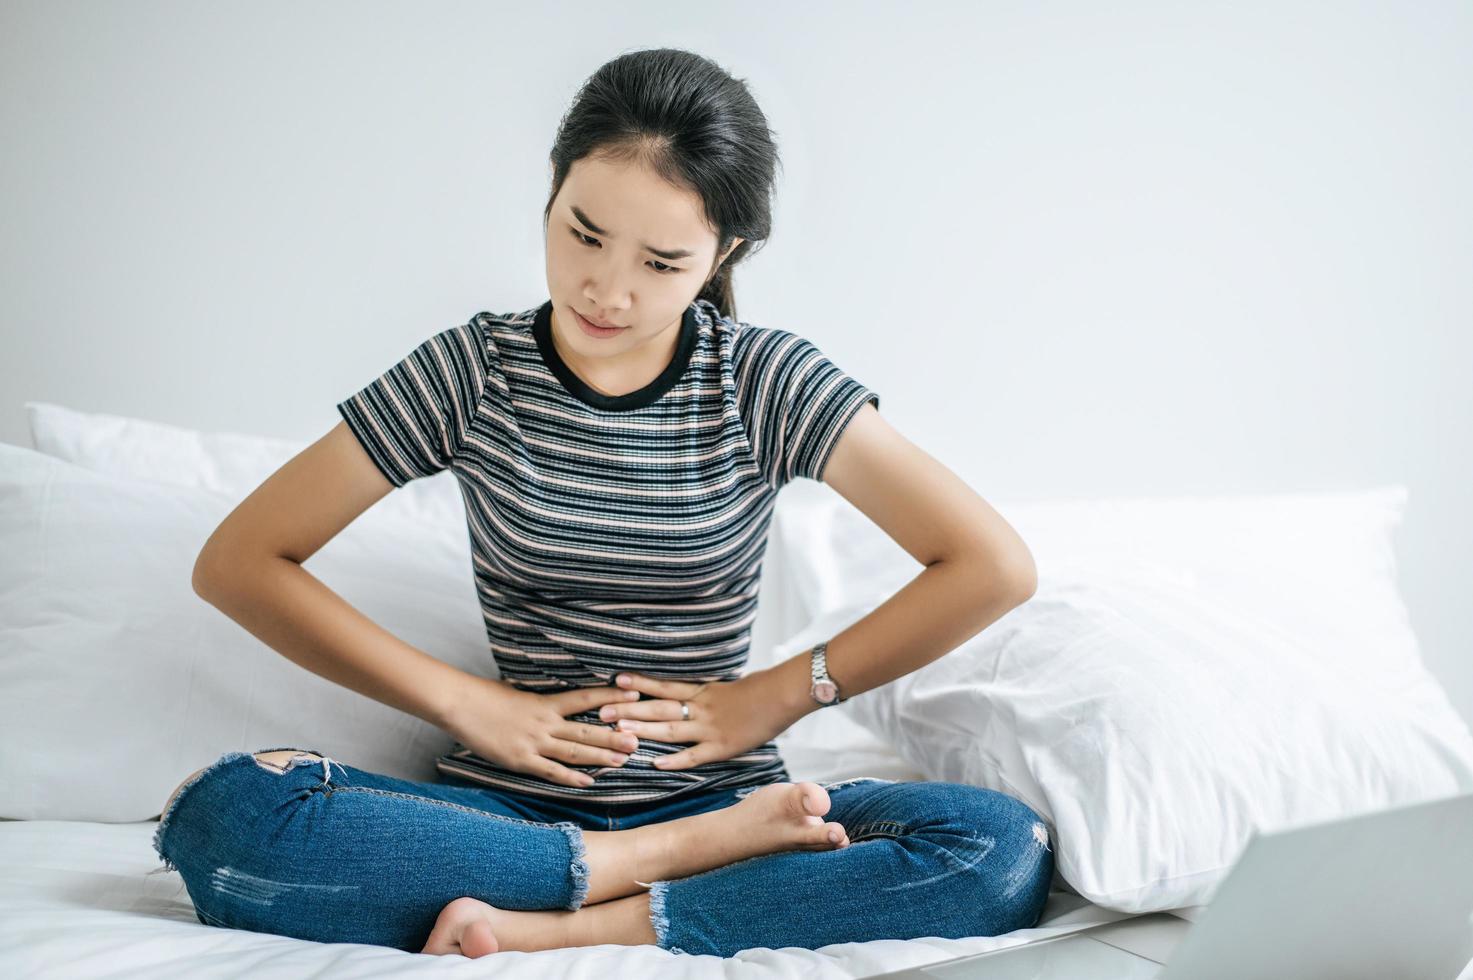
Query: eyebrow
570,205,695,261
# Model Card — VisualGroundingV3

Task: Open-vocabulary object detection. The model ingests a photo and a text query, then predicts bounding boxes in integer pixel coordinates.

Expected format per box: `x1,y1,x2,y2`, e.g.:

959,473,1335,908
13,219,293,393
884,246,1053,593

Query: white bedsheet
0,723,1154,977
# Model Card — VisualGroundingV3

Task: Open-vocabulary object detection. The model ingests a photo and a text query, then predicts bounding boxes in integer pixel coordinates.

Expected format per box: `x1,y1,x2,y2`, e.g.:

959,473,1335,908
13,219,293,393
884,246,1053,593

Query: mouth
574,309,621,328
575,309,625,331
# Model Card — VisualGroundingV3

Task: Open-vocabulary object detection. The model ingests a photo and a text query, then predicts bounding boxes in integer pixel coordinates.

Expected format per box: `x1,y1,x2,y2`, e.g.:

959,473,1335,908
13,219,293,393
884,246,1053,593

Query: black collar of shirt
533,300,699,412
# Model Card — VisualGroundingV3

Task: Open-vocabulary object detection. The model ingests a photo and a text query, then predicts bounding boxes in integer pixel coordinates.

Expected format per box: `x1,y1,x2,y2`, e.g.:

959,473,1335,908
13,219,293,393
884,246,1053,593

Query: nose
582,271,631,319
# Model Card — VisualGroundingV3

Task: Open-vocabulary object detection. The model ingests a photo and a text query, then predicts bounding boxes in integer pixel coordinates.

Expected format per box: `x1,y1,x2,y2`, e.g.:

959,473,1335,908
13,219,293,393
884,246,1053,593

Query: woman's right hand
445,675,646,787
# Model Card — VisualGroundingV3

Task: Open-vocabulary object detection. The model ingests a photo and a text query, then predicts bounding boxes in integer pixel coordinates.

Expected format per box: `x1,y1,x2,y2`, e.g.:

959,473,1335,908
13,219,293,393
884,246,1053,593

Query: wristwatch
809,641,844,706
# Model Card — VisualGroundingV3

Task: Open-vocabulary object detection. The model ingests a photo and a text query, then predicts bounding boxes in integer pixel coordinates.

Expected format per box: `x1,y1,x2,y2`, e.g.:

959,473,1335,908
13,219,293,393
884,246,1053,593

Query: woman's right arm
191,420,646,786
191,420,474,732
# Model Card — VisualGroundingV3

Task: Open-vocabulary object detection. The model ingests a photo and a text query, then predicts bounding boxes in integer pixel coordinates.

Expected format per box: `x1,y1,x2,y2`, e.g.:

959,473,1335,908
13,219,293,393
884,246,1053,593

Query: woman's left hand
597,672,785,770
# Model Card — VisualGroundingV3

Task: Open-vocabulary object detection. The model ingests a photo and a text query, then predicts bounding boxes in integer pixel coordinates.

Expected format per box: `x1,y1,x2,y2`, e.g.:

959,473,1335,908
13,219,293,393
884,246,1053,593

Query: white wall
3,1,1470,726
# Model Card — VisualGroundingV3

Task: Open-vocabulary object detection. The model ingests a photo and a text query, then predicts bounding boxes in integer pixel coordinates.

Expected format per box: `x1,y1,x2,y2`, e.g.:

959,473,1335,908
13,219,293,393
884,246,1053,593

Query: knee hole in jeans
252,749,324,774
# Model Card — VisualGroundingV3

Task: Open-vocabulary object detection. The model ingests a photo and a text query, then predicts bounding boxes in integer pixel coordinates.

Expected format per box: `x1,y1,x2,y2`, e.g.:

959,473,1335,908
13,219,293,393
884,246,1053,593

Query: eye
569,227,684,275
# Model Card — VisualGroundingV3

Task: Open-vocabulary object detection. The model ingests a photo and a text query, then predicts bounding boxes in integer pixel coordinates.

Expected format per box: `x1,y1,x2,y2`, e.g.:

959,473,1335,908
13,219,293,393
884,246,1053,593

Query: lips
578,310,624,330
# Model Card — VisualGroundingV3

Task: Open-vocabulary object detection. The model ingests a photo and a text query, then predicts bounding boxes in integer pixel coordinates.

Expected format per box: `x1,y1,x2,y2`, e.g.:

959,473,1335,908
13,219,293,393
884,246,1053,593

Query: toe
793,781,832,819
800,819,850,850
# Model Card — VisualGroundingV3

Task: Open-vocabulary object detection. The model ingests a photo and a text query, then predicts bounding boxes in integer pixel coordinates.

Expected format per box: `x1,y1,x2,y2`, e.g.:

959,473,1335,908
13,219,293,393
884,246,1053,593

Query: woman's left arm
754,401,1036,724
606,403,1038,769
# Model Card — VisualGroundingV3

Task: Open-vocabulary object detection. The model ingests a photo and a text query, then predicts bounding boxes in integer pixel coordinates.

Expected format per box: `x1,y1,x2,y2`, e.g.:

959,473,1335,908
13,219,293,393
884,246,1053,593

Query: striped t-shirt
336,297,880,805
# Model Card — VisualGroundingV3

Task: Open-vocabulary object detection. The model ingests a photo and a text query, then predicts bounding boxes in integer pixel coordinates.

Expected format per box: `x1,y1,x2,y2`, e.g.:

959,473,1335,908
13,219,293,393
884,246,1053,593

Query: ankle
510,907,577,953
631,820,681,887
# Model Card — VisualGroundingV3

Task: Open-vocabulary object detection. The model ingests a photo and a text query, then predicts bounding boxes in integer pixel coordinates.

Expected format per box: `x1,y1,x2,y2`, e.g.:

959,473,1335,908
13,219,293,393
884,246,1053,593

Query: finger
612,718,698,744
546,736,631,769
554,720,639,754
535,757,598,788
596,697,688,724
559,685,642,714
615,673,710,699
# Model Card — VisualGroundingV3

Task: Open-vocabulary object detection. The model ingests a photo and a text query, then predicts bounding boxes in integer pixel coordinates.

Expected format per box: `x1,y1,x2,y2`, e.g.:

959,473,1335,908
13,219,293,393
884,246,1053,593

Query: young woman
153,47,1050,959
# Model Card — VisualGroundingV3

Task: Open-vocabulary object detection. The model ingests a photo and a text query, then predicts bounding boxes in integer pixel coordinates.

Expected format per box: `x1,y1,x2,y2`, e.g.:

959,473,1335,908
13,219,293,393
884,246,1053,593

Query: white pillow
23,400,815,681
0,442,497,822
770,478,1427,677
24,400,466,533
779,555,1473,913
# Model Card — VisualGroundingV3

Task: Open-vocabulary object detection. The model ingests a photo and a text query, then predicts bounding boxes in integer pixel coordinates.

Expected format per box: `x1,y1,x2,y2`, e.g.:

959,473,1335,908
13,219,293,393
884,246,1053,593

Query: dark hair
543,48,780,323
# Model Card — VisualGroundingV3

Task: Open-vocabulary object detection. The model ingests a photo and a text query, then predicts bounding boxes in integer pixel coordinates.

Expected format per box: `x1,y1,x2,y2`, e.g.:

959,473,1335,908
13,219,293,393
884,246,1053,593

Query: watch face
814,680,839,704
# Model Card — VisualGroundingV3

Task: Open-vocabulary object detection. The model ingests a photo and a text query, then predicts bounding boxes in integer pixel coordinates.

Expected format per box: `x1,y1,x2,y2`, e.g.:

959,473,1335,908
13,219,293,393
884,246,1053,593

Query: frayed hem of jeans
647,880,685,954
557,821,591,911
150,750,256,872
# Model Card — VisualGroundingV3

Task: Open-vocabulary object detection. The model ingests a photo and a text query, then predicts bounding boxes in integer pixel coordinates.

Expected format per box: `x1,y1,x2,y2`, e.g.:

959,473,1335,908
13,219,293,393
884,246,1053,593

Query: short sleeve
735,328,881,488
335,319,489,487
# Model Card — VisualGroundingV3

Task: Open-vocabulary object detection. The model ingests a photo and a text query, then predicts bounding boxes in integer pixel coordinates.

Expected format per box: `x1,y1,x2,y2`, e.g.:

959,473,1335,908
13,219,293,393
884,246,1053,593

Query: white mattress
0,725,1157,978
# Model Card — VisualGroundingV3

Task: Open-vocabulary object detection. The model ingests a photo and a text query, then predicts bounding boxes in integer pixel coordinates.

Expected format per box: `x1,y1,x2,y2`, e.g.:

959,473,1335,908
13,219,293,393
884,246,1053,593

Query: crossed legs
162,750,855,957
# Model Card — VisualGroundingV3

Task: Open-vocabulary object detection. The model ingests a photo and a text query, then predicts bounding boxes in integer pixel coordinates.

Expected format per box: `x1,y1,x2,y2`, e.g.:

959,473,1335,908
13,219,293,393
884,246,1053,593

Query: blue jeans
152,747,1055,958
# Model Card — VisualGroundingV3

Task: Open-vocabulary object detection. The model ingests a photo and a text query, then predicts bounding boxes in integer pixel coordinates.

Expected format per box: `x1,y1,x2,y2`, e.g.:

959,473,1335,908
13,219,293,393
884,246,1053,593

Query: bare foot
421,782,851,956
421,896,509,957
618,781,851,893
422,895,593,956
720,781,851,855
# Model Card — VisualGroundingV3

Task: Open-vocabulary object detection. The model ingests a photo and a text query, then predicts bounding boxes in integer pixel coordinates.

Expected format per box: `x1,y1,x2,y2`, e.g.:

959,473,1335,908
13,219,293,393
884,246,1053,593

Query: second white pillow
781,555,1473,914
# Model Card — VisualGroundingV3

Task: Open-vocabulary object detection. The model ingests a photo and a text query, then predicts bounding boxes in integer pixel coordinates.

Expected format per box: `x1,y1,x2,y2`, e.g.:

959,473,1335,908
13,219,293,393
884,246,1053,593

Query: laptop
867,792,1473,980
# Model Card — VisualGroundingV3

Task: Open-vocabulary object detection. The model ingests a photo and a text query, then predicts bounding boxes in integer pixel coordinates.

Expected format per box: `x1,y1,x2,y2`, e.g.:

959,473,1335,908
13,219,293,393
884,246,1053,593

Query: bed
0,724,1182,978
4,402,1471,977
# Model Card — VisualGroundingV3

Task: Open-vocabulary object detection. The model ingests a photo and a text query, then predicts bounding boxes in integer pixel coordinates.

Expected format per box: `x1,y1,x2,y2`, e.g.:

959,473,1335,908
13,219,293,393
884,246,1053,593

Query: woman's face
544,154,742,363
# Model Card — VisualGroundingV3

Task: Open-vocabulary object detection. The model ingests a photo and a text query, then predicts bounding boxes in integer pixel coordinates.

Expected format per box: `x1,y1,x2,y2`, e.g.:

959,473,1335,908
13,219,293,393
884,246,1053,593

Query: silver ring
680,701,690,721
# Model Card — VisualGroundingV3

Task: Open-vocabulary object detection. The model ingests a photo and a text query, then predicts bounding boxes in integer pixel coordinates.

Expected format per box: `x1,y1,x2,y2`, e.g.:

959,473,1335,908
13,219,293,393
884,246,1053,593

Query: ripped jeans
151,747,1055,958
